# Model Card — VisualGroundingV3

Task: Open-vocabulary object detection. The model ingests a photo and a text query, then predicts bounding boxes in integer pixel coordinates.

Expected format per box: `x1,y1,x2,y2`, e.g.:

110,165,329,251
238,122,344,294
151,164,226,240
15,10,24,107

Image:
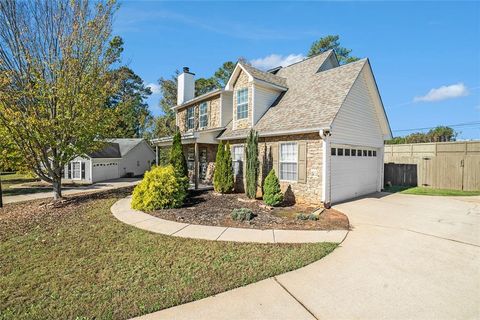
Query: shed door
330,145,380,203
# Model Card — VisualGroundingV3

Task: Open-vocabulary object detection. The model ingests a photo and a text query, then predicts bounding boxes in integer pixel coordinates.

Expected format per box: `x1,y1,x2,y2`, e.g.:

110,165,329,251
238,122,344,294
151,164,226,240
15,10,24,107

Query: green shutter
298,142,307,183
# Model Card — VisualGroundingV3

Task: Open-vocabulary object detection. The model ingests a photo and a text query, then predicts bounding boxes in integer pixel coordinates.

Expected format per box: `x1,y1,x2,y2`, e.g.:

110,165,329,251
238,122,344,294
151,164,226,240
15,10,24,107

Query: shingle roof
239,61,288,88
219,51,367,139
89,139,145,158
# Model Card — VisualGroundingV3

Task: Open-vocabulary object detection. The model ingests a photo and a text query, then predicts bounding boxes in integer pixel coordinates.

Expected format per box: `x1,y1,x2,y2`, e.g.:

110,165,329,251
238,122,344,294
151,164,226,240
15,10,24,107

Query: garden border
111,196,349,243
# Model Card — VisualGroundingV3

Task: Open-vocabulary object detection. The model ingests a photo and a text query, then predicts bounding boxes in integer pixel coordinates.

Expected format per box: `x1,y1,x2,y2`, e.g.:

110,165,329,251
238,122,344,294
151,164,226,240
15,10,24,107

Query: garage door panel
92,162,119,182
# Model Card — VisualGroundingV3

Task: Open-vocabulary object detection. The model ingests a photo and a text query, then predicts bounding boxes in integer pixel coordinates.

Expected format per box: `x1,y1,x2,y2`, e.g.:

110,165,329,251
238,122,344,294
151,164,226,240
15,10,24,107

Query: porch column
155,145,159,166
194,142,199,190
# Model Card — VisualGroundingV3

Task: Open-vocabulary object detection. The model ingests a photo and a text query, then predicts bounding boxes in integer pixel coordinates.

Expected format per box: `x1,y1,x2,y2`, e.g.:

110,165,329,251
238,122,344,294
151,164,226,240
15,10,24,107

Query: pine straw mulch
149,190,349,231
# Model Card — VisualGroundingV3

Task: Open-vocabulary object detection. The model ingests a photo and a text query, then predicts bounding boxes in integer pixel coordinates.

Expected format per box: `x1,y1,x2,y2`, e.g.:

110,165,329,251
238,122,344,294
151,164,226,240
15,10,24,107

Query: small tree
245,129,259,199
169,130,188,191
223,143,234,193
213,141,225,192
263,169,283,206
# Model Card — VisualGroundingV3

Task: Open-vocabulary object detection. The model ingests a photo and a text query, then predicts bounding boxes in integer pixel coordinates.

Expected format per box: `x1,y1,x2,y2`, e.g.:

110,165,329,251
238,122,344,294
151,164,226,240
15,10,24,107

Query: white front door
72,162,81,180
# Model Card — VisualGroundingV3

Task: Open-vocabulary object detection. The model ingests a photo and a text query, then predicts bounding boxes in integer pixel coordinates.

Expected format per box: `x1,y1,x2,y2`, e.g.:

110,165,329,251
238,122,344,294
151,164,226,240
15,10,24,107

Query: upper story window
186,107,195,130
232,145,244,176
236,88,248,120
199,102,208,128
280,142,297,181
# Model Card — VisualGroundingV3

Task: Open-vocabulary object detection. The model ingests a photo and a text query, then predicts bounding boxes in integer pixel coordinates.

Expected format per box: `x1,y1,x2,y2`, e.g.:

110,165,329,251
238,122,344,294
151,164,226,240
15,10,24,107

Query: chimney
177,67,195,105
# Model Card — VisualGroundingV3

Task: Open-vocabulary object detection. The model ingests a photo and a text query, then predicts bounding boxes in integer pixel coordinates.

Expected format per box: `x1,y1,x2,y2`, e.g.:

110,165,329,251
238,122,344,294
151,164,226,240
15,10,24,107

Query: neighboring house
64,139,155,184
152,50,392,205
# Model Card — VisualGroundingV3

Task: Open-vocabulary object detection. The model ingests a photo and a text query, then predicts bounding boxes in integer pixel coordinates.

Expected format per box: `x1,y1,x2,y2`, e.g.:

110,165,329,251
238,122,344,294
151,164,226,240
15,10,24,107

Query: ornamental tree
245,129,259,199
263,169,283,206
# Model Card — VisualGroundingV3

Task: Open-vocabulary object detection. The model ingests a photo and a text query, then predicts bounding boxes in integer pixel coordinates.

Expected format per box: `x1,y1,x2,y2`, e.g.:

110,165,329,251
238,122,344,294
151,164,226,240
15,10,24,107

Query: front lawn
0,189,337,319
385,185,480,196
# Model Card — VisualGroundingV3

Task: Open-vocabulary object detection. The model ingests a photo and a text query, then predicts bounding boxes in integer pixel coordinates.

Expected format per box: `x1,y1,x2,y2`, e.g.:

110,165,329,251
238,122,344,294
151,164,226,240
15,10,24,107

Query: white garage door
330,145,380,203
92,161,119,182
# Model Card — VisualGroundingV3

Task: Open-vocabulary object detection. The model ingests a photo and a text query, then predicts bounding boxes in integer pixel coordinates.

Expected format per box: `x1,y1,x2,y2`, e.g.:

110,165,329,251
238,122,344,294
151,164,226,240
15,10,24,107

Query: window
358,149,362,156
199,102,208,128
363,150,367,156
280,142,297,181
331,148,336,156
345,149,351,156
338,148,344,156
72,162,81,180
368,150,372,157
186,107,195,130
232,146,244,176
373,150,377,157
236,88,248,120
351,149,356,156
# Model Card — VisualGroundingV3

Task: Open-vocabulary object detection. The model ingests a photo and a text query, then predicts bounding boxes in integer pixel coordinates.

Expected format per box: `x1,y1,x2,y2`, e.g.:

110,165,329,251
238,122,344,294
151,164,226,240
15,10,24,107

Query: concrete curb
111,197,348,244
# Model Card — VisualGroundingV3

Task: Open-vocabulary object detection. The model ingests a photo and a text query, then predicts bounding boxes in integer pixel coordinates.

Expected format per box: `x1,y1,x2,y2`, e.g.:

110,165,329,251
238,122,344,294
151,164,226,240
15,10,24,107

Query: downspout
320,128,332,208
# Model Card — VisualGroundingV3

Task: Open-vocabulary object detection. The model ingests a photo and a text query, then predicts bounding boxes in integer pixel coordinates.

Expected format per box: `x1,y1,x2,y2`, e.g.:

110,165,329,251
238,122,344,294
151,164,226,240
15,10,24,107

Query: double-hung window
199,102,208,128
186,107,195,130
232,145,244,177
280,142,297,181
236,88,248,120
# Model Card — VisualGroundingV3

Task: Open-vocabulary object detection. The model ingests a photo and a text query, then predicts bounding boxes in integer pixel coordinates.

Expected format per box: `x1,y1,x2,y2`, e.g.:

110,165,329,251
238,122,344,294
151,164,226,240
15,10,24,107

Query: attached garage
92,161,119,183
329,145,382,203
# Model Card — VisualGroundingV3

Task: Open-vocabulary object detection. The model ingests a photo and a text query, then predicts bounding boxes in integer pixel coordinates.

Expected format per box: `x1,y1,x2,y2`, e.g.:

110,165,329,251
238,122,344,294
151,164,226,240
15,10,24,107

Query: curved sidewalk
111,197,348,244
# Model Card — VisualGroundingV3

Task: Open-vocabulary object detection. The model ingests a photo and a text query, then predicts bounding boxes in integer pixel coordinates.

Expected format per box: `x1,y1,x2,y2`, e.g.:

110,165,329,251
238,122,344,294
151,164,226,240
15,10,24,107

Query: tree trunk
0,176,3,208
52,176,62,200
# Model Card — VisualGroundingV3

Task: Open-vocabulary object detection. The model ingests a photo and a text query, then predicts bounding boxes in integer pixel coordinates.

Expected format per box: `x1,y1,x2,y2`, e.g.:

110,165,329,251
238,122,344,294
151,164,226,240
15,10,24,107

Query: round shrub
131,165,187,211
263,169,283,206
231,208,254,221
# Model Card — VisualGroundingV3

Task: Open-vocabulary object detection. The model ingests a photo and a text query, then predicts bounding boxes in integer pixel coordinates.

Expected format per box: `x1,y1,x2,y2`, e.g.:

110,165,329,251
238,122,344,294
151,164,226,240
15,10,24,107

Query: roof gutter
173,89,224,111
218,127,329,140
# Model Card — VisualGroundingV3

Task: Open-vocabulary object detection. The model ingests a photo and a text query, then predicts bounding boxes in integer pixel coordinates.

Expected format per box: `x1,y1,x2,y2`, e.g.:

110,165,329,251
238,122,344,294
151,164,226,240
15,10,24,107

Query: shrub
169,130,188,191
245,129,259,199
213,142,234,193
231,208,254,221
263,169,283,206
296,213,319,221
131,165,186,211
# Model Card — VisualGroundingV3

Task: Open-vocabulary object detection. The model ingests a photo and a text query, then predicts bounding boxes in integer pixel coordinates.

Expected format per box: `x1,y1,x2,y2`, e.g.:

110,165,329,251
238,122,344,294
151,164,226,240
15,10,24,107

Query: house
152,50,392,206
64,139,155,184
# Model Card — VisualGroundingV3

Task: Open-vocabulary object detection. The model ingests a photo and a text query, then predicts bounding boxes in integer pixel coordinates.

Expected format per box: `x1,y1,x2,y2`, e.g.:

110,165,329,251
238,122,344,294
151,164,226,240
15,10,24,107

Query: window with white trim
199,102,208,128
280,142,297,181
186,107,195,130
232,145,244,176
236,88,248,120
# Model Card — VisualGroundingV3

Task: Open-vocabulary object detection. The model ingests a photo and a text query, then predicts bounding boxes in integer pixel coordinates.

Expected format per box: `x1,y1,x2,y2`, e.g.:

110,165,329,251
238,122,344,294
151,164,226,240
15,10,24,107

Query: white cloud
147,83,161,95
250,54,305,71
414,83,469,102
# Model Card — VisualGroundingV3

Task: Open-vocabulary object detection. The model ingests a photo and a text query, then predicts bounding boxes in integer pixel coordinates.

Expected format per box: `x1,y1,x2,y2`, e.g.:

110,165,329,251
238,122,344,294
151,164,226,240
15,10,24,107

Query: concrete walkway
111,197,348,243
3,178,141,204
133,193,480,320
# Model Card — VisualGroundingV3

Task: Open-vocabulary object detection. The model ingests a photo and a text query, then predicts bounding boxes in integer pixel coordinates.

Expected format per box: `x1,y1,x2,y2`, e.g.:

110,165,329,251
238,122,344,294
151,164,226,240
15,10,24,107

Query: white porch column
194,142,199,190
155,146,159,166
322,137,331,208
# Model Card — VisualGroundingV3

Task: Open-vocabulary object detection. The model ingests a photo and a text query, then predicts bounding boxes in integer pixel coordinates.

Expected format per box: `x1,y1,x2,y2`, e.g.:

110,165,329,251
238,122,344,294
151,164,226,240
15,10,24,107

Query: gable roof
89,138,145,158
220,50,372,139
238,61,288,89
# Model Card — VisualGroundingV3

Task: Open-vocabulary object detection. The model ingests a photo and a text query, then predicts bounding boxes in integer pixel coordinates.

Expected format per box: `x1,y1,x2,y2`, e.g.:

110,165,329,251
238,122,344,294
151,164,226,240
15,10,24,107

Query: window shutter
68,163,72,179
271,143,279,176
81,162,86,180
297,142,307,183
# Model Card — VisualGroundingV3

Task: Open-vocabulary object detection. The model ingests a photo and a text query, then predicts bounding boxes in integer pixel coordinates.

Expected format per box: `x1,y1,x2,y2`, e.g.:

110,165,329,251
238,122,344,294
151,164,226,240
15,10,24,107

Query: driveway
3,177,141,204
139,193,480,320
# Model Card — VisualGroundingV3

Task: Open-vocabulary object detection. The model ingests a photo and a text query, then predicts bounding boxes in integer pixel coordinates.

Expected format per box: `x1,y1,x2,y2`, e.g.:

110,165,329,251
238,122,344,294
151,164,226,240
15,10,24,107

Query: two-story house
152,50,392,206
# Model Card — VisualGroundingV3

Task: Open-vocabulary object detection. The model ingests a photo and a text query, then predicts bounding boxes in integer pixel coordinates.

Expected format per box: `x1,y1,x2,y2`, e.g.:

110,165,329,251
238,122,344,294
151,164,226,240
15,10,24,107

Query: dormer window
199,102,208,128
186,107,195,130
236,88,248,120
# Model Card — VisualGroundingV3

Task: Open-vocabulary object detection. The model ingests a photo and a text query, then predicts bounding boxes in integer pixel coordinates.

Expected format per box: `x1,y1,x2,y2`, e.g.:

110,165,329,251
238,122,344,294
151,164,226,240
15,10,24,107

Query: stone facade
232,70,253,130
182,143,217,185
177,94,221,133
225,133,323,205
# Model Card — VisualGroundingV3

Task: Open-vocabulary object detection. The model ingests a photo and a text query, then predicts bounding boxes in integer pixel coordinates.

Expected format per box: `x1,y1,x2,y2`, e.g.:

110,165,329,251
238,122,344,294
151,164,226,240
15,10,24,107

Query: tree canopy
308,35,359,64
387,126,458,144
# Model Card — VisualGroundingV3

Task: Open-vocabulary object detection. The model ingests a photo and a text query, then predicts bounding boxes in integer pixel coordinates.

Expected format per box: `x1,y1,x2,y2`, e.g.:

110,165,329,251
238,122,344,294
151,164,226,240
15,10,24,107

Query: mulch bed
149,190,349,231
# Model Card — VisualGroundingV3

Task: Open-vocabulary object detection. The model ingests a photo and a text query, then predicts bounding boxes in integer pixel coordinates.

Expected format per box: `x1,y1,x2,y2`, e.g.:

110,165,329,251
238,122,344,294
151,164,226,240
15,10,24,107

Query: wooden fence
384,141,480,191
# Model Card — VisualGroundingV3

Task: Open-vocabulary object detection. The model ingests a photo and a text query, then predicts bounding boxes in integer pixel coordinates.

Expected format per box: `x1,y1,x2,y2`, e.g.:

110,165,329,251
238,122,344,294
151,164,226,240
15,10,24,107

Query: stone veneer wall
182,143,218,185
177,94,221,133
232,70,253,130
226,133,323,205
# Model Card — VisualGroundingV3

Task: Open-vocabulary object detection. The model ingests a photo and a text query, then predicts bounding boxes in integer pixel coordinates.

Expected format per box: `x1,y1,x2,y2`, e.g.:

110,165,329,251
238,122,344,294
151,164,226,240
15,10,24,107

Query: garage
92,161,119,183
330,145,381,203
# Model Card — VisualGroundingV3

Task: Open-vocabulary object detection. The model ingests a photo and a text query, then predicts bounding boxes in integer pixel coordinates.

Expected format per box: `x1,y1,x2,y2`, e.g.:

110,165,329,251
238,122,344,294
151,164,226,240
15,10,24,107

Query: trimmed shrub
223,143,234,192
213,141,225,192
213,142,234,193
231,208,254,221
245,129,259,199
131,165,186,211
296,213,319,221
169,130,188,191
263,169,283,206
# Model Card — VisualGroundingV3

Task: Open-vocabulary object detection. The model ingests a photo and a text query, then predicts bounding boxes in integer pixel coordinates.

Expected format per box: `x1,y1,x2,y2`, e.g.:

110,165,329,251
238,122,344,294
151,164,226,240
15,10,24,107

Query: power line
392,121,480,133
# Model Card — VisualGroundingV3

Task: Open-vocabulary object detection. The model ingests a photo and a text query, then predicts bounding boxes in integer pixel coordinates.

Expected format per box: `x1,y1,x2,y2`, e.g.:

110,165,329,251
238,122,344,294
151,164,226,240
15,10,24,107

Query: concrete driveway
141,193,480,320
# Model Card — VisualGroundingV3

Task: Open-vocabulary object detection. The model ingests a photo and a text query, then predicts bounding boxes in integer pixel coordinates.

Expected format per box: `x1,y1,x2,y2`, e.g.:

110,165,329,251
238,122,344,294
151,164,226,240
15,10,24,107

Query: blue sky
113,1,480,140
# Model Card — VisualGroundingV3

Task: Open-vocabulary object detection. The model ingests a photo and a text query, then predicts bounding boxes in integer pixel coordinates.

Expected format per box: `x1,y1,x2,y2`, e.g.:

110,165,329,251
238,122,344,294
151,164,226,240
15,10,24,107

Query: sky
113,1,480,140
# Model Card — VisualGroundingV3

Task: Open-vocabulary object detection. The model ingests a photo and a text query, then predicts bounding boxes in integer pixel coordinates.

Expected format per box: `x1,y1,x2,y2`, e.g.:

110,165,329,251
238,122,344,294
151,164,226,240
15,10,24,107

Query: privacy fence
384,141,480,191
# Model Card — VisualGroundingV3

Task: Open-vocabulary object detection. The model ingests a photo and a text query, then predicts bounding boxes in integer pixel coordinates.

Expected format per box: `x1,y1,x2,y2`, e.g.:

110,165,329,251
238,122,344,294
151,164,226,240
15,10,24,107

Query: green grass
0,172,46,196
0,194,337,319
385,185,480,196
